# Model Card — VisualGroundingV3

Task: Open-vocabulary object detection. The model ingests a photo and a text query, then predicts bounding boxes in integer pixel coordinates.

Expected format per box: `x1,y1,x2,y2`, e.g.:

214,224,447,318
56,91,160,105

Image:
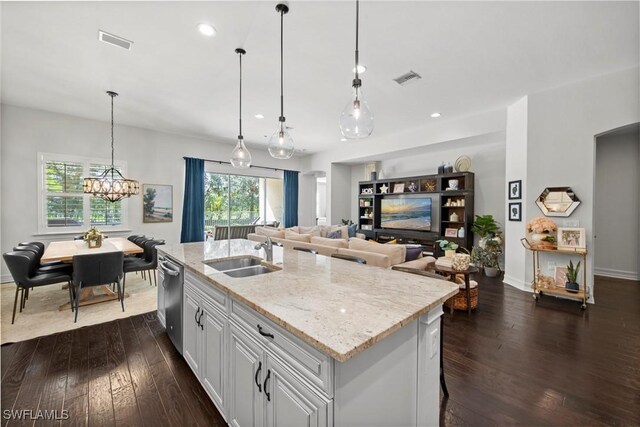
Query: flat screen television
380,197,432,231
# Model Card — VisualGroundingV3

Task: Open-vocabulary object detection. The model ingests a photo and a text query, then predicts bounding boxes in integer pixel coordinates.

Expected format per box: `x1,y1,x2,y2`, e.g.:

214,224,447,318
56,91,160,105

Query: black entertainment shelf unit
357,172,474,255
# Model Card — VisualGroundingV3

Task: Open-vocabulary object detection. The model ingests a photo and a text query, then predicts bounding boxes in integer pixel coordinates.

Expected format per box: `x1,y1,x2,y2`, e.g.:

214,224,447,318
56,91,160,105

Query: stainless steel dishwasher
158,255,184,354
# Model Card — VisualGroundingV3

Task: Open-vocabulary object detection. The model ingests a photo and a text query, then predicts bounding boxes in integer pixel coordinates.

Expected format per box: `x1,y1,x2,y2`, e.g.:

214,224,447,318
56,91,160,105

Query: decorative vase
445,249,456,259
453,254,470,271
530,233,553,248
485,266,499,277
565,282,580,293
450,212,459,222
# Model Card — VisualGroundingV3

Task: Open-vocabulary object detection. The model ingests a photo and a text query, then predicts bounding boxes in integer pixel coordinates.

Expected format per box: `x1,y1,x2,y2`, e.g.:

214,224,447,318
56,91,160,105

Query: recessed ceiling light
254,114,264,119
197,23,216,37
352,65,367,74
340,138,347,142
430,112,441,118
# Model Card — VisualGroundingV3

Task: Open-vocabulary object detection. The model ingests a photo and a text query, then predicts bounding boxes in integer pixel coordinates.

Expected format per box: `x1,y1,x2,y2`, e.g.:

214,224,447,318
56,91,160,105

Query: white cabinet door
265,355,331,427
157,267,166,327
183,286,201,374
201,300,226,411
228,323,265,427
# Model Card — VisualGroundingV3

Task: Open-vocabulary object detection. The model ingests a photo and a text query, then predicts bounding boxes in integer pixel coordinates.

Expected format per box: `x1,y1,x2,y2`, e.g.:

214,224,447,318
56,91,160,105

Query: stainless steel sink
223,265,280,278
203,256,262,272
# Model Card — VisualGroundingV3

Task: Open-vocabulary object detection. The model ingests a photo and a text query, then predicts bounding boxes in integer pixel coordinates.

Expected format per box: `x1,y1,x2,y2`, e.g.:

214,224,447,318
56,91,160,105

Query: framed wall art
143,184,173,223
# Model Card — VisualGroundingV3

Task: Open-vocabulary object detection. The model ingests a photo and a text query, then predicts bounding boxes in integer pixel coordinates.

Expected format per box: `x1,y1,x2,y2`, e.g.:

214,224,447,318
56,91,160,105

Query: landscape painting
143,184,173,223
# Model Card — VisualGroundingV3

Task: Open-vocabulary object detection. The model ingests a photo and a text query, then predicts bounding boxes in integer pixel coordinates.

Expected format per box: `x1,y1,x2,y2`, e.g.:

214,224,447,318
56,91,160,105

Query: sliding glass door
205,172,283,239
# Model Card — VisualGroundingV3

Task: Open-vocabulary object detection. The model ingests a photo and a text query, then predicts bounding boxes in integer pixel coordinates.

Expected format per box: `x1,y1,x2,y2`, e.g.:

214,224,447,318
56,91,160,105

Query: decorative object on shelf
557,227,586,250
83,227,103,248
83,91,139,202
445,228,458,238
526,216,557,248
379,184,389,194
452,253,471,271
565,260,581,292
554,266,569,288
458,227,465,238
143,184,173,223
423,179,436,192
535,187,581,217
408,181,418,192
436,239,459,258
339,0,374,139
445,163,453,174
393,183,405,193
230,48,252,168
449,212,459,222
268,4,295,160
454,155,472,172
447,179,459,190
535,272,555,289
370,171,377,181
361,187,373,195
508,180,522,200
438,162,445,175
508,202,522,221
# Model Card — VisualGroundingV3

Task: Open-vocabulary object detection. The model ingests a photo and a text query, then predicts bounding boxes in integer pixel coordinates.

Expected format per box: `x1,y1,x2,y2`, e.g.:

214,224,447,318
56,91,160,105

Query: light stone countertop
158,239,459,362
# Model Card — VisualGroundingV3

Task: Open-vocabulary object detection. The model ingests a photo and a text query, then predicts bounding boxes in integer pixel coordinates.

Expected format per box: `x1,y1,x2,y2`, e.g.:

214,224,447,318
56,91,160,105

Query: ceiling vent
393,70,422,86
98,30,133,50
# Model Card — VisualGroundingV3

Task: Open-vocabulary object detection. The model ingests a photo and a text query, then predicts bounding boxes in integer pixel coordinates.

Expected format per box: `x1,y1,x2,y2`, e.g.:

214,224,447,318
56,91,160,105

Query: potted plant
436,239,458,258
565,260,581,292
471,214,500,247
482,239,502,277
470,214,503,276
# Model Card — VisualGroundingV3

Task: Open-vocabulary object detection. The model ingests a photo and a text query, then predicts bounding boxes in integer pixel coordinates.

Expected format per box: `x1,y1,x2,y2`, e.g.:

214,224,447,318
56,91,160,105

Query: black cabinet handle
257,324,274,339
254,361,262,393
195,307,200,326
263,369,271,402
197,310,204,330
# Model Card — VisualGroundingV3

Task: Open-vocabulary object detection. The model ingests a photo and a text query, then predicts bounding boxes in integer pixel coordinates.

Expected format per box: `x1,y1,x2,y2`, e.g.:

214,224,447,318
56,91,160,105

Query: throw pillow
347,223,358,238
297,226,322,236
284,231,312,242
310,236,349,249
404,246,423,261
326,230,342,239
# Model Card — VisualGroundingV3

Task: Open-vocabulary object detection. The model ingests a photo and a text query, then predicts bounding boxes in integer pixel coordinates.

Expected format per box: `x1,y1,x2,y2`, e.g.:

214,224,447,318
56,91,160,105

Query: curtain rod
184,157,299,173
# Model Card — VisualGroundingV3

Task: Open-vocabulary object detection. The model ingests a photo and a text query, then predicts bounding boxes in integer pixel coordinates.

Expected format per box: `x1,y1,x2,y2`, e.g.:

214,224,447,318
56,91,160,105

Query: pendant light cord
110,93,115,180
238,50,243,139
355,0,359,81
279,7,285,123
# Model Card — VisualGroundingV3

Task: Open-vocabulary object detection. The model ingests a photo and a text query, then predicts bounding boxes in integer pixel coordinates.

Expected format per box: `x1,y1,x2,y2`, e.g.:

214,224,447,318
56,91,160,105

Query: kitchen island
157,239,458,427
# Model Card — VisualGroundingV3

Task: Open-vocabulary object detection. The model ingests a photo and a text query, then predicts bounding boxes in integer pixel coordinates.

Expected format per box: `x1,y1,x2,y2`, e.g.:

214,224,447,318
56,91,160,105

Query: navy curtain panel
180,157,205,243
283,170,299,228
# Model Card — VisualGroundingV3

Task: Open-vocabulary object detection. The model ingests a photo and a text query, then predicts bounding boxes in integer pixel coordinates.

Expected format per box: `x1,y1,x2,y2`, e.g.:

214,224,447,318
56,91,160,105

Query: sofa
247,225,435,271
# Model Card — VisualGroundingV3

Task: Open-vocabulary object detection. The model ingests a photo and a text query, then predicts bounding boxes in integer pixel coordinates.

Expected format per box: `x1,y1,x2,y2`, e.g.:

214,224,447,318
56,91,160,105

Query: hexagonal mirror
535,187,580,217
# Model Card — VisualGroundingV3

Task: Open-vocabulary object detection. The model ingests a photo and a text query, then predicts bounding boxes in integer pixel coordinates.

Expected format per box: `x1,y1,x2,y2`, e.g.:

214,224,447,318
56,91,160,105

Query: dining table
41,237,144,310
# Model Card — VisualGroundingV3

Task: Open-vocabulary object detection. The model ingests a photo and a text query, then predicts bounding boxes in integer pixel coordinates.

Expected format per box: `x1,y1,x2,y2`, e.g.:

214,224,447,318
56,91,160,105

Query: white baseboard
1,274,14,284
594,267,640,281
502,274,532,292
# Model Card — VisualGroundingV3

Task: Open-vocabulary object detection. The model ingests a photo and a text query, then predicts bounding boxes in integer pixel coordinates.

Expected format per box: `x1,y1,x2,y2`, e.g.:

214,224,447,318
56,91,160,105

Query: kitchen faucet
255,237,274,263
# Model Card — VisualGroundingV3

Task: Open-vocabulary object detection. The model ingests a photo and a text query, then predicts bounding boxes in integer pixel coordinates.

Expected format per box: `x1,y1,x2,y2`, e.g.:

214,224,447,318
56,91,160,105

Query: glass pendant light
230,48,252,169
268,4,295,160
339,0,374,139
83,91,139,202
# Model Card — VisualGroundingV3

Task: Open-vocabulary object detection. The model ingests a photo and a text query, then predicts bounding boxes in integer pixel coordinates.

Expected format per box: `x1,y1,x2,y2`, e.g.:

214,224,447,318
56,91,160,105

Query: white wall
0,104,302,280
594,126,640,280
508,67,640,299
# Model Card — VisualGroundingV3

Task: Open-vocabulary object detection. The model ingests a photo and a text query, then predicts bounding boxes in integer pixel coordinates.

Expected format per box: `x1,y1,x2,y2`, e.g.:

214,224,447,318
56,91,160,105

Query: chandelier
83,91,139,202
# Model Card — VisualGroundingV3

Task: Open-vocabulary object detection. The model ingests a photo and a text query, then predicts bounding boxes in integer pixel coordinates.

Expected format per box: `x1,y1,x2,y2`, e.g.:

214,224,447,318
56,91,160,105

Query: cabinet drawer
185,271,227,313
231,299,333,397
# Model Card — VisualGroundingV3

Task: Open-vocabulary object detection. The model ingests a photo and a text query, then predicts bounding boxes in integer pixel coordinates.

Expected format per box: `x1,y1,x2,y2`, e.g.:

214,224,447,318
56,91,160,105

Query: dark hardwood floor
1,275,638,426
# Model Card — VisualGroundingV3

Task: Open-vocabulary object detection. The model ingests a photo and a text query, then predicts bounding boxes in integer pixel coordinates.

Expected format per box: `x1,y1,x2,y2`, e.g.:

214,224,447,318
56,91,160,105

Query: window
38,153,128,233
204,172,283,231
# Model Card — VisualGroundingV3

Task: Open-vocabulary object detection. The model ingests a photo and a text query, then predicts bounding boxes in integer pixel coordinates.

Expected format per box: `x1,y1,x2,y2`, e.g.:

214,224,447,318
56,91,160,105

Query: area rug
0,273,158,344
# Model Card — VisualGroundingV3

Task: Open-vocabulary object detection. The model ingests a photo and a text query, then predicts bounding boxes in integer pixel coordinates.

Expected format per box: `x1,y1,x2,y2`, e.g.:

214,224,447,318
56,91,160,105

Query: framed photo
557,227,586,250
393,183,405,193
508,180,522,200
445,228,458,238
508,202,522,221
143,184,173,223
554,266,569,288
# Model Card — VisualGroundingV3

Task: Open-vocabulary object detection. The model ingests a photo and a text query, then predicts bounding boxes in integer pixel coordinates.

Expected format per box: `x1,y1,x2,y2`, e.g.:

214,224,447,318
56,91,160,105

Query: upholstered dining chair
3,251,72,324
123,239,165,287
331,253,367,264
13,244,72,275
71,251,124,322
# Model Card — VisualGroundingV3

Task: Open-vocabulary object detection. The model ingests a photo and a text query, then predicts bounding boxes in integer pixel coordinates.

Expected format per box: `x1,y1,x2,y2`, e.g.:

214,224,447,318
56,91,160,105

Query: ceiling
1,1,638,155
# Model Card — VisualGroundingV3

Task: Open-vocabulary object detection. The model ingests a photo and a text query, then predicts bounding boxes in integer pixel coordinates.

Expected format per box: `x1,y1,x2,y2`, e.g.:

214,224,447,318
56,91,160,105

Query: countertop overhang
159,239,458,362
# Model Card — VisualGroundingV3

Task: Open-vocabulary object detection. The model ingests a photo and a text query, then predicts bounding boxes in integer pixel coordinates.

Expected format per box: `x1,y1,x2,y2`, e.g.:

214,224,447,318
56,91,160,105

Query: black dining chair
3,251,72,324
293,247,318,254
71,251,125,322
123,239,165,287
13,245,72,275
331,253,367,264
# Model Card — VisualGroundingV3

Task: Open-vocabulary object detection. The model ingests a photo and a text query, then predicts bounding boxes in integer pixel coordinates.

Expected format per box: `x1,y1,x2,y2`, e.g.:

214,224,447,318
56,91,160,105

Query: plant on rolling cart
565,260,581,292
